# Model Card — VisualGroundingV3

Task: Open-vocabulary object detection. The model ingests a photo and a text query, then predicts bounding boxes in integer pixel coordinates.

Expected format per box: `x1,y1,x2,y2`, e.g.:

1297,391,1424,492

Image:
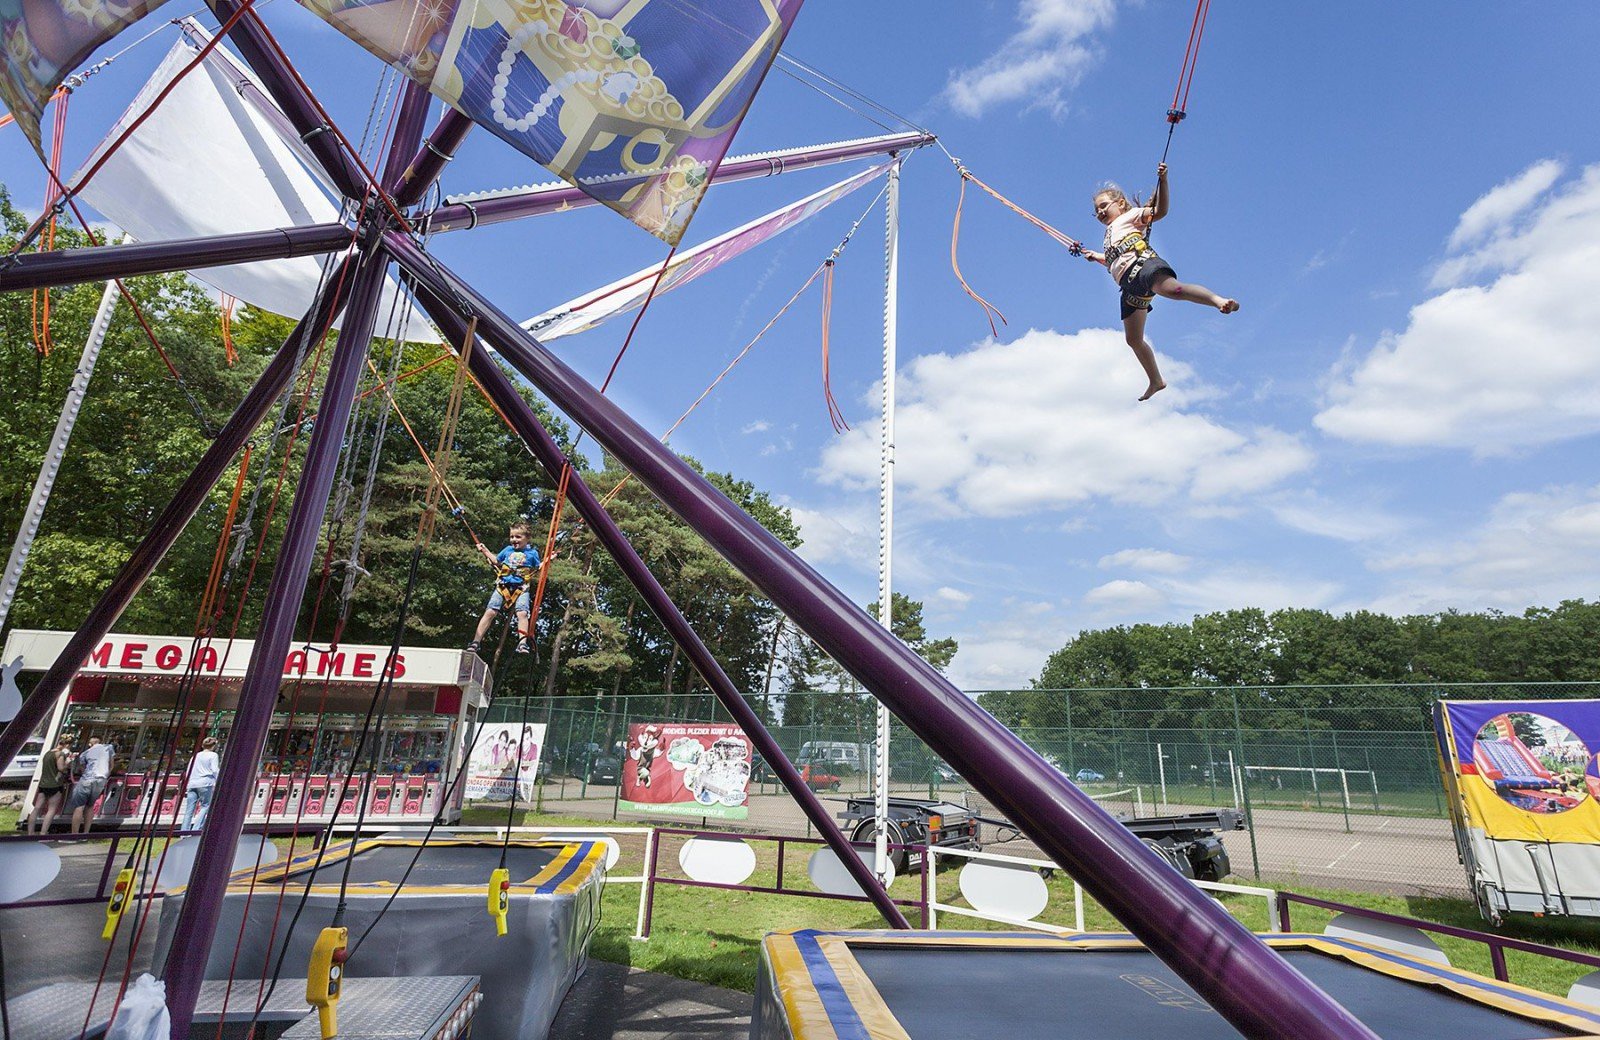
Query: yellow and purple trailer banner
1434,699,1600,918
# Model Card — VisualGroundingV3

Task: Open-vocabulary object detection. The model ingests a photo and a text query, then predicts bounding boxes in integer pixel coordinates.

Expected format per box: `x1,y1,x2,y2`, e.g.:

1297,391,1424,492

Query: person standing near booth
27,735,75,834
68,734,115,833
182,736,221,830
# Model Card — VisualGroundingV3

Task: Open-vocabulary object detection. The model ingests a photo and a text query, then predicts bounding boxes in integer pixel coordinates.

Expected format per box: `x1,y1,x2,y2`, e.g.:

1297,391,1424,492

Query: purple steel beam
389,239,1381,1040
207,0,366,201
394,109,473,209
162,249,390,1040
409,278,909,928
0,223,353,293
422,132,934,233
382,83,434,197
0,257,356,773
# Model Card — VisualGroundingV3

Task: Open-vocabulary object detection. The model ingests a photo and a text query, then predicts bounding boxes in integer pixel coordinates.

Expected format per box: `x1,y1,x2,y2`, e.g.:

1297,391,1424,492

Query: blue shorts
488,587,530,613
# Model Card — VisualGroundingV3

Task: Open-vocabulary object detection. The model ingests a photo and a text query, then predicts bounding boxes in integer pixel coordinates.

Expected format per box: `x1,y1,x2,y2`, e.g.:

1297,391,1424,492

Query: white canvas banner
464,721,545,802
72,31,439,343
523,161,890,342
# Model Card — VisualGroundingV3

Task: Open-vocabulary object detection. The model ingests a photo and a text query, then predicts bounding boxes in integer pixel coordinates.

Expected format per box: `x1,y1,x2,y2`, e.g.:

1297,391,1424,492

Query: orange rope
197,446,253,622
0,88,65,131
949,172,1008,337
523,465,572,638
820,261,849,433
599,261,829,509
419,319,475,547
220,294,240,365
31,94,69,356
362,354,482,546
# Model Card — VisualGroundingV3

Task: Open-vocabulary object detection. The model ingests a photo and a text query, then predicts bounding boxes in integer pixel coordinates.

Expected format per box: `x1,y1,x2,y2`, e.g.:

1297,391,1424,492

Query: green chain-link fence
481,682,1600,894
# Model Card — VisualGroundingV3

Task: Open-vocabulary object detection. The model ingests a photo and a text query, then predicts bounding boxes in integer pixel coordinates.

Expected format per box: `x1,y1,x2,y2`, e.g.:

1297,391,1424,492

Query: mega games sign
1,629,468,686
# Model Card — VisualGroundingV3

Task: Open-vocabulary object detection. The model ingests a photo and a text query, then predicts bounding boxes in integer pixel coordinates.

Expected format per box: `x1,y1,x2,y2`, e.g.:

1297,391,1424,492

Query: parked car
797,741,874,776
573,743,620,785
1074,768,1105,783
1,738,42,788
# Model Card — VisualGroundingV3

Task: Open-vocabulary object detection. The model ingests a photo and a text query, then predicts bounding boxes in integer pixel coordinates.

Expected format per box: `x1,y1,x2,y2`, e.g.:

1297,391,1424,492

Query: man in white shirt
69,734,115,833
182,736,222,831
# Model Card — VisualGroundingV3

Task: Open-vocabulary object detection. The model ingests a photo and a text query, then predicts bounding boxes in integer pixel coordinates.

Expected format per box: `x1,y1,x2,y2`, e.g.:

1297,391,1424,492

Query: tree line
981,602,1600,734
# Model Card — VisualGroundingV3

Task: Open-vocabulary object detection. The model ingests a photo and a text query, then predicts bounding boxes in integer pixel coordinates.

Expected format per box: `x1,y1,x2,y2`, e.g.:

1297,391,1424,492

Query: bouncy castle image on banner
1434,699,1600,921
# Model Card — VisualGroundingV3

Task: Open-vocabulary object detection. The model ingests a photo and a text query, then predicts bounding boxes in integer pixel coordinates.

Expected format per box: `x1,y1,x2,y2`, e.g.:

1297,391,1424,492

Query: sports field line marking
1324,842,1362,870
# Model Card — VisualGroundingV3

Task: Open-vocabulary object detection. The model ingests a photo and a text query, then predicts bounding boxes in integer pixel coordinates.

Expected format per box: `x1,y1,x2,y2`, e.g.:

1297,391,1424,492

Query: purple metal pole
207,0,366,200
0,258,356,772
389,241,1381,1040
394,109,473,209
412,282,908,928
161,248,389,1040
0,224,352,293
382,83,434,197
422,132,933,233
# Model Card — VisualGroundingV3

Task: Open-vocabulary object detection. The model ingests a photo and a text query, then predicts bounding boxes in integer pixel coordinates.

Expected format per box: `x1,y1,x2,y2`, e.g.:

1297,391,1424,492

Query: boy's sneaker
515,638,532,655
464,640,481,654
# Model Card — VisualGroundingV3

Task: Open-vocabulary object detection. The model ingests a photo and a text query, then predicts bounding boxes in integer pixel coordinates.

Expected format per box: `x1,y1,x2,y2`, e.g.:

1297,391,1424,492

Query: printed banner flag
620,721,751,820
1434,699,1600,917
297,0,805,244
0,0,174,152
525,159,889,341
465,720,545,801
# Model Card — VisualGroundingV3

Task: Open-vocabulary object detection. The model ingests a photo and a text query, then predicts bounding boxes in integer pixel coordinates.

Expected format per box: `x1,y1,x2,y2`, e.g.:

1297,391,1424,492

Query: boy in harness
466,521,541,655
1079,163,1238,400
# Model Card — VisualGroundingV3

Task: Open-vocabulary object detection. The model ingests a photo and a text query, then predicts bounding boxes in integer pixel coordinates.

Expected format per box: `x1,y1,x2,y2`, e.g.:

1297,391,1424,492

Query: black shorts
1118,257,1177,321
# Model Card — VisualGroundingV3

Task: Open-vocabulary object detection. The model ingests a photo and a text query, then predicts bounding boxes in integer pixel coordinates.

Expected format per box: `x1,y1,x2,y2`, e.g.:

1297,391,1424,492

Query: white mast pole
0,270,123,636
873,159,901,882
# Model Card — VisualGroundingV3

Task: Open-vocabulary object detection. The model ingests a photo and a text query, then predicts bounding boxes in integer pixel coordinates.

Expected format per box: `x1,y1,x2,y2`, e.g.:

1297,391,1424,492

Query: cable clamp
424,140,455,161
1166,108,1187,124
302,124,332,143
462,201,479,231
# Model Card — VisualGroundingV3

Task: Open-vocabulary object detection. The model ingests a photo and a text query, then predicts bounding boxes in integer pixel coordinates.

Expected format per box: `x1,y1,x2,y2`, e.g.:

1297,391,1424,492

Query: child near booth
466,522,541,656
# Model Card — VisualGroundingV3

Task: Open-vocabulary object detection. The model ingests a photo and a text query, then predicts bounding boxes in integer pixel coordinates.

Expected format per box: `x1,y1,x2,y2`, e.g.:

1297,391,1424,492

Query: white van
797,741,876,776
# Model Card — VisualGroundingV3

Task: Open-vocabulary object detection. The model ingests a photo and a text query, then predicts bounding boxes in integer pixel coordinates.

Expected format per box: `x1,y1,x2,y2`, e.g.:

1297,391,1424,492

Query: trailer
837,797,1241,881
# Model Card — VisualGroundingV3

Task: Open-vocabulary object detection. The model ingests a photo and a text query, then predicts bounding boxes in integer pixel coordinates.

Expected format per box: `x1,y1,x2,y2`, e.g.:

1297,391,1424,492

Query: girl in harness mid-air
1079,163,1239,401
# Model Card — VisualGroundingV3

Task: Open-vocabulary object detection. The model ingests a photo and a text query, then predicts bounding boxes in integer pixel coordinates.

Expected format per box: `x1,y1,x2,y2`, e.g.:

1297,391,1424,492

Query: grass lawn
461,806,1600,1000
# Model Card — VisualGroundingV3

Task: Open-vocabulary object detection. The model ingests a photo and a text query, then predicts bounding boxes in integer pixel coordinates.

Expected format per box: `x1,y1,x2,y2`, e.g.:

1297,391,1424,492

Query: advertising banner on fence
619,722,751,819
465,722,546,802
1436,700,1600,842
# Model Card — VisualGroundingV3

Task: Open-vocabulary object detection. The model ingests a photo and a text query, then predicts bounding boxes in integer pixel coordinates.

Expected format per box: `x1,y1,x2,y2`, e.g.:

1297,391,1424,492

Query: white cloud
1367,482,1600,614
942,0,1116,117
1266,491,1406,543
1316,163,1600,452
935,586,973,606
1447,160,1563,252
1098,548,1193,574
742,420,772,434
1082,579,1167,612
788,501,876,571
817,327,1311,518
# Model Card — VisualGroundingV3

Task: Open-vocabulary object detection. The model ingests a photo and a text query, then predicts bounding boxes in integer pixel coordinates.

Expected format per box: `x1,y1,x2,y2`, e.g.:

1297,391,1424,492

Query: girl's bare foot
1139,380,1167,401
1219,299,1240,314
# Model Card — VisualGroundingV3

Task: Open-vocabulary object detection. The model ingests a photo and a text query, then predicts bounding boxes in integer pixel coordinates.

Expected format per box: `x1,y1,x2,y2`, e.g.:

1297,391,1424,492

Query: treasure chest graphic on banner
1434,699,1600,921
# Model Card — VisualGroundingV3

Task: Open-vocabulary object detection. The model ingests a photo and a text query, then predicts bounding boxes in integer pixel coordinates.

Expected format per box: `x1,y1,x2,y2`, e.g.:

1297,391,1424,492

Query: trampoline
154,839,605,1040
753,931,1600,1040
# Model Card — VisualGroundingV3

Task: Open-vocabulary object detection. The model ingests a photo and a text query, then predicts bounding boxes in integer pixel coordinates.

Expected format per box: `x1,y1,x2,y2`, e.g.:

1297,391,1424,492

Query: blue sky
6,0,1600,690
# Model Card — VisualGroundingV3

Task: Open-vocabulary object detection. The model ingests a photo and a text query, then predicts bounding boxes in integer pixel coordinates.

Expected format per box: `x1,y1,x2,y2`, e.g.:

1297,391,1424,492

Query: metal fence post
1232,691,1262,879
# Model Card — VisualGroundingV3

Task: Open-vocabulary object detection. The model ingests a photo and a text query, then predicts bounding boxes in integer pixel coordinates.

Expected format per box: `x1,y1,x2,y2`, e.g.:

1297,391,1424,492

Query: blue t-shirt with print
495,544,541,588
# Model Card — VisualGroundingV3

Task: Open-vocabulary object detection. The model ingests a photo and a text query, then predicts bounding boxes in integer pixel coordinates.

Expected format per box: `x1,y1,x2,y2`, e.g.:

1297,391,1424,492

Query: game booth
3,629,490,829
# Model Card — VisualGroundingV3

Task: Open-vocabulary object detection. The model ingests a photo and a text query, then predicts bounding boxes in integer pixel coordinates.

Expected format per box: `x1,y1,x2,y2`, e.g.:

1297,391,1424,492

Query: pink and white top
1102,206,1156,283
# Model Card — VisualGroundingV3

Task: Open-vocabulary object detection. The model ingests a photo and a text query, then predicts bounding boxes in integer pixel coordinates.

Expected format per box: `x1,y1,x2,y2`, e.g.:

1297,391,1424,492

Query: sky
4,0,1600,692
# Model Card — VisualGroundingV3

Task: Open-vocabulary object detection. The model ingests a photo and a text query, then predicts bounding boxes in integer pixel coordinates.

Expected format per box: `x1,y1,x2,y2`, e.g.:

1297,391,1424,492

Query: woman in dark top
28,736,74,835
